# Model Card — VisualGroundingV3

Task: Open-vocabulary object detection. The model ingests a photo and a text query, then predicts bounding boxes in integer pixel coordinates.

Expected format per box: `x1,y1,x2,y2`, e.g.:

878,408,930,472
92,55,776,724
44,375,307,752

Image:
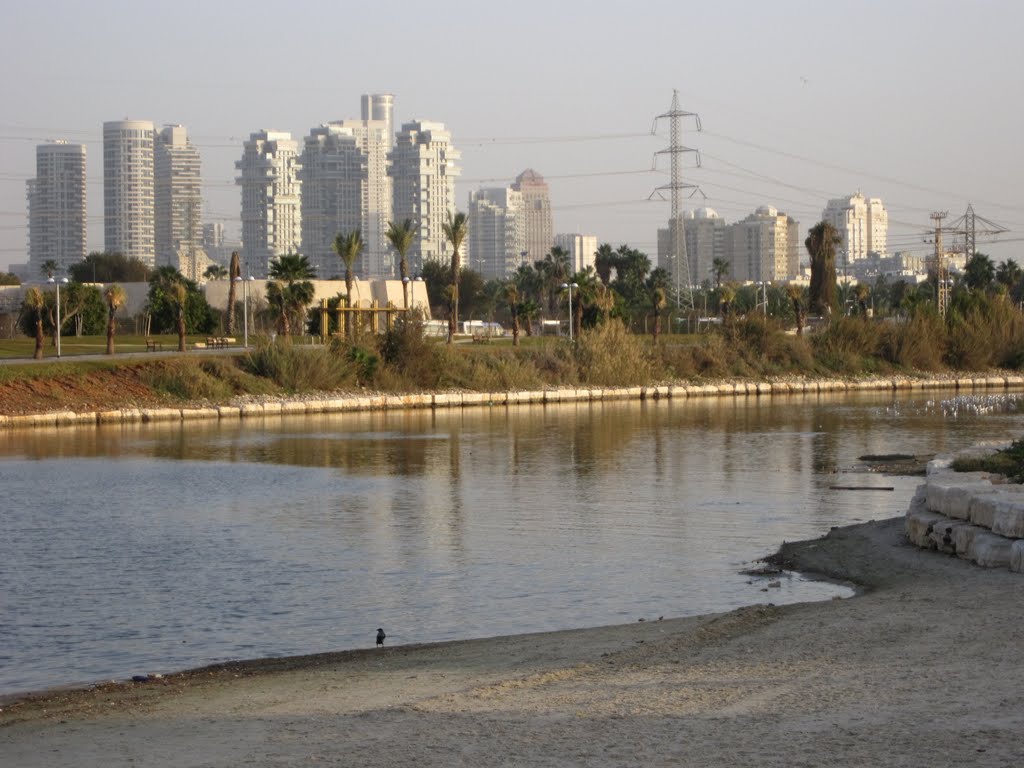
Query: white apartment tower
155,125,204,278
725,206,800,282
27,141,86,275
658,208,726,286
468,187,525,279
361,93,394,138
104,119,155,265
554,233,598,274
822,192,888,265
512,169,553,262
236,130,302,278
299,124,362,277
390,120,461,273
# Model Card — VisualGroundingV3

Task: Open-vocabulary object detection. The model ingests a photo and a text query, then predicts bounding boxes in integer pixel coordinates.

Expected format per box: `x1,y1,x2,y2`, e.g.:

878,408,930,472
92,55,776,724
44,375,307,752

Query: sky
2,0,1022,274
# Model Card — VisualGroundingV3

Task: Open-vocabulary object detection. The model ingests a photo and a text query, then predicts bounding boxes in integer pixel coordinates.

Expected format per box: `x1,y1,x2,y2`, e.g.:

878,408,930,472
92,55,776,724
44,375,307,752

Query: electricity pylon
650,90,701,311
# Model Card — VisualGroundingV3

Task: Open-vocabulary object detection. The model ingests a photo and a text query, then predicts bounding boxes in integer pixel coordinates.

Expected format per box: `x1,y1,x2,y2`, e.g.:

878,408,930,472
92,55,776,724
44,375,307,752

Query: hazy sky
2,0,1022,273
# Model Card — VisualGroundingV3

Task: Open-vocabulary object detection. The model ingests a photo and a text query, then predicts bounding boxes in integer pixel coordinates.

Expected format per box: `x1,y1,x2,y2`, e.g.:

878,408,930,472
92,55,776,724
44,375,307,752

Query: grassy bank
2,312,1023,417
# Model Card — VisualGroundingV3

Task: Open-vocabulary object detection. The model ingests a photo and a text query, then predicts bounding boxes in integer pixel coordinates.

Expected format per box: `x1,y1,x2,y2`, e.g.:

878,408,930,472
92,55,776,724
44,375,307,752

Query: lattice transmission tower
947,203,1009,263
650,90,701,311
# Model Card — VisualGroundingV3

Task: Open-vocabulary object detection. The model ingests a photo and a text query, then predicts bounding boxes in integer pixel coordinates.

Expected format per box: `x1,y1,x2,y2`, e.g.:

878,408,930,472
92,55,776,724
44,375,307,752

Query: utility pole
947,203,1008,263
930,211,948,318
650,90,701,311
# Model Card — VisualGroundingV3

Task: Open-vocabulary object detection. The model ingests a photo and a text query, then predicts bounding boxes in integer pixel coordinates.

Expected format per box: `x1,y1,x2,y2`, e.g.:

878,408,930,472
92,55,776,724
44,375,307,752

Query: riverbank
3,516,1022,767
1,371,1021,430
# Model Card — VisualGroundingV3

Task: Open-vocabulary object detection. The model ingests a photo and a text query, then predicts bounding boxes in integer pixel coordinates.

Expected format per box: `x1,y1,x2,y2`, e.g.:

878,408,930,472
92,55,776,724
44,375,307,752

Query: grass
951,439,1024,483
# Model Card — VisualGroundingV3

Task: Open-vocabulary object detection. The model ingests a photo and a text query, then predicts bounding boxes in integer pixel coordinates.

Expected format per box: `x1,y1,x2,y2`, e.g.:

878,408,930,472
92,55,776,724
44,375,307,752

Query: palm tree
25,287,45,359
104,284,126,354
786,284,805,335
854,283,871,317
719,283,736,318
333,231,364,338
805,221,841,318
386,219,416,309
650,286,667,344
442,211,468,344
40,259,58,279
169,282,188,351
268,253,317,339
505,283,521,347
711,257,730,289
226,251,240,335
204,264,228,281
594,243,616,285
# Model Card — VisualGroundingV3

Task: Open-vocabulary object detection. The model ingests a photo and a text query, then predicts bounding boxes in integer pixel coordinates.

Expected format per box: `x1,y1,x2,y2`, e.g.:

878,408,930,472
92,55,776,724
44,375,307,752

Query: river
1,389,1021,696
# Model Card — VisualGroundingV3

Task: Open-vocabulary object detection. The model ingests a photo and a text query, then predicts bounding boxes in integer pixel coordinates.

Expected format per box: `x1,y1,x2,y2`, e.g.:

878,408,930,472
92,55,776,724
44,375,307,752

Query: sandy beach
2,515,1022,767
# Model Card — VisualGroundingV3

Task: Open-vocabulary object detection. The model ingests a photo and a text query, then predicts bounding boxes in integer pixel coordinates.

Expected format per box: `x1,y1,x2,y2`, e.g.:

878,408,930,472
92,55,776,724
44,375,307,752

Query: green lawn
0,334,251,361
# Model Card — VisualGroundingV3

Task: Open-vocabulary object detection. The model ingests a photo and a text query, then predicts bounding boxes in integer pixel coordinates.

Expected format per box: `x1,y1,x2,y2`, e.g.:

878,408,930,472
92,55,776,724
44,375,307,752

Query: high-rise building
554,233,598,274
361,93,394,138
155,125,204,279
822,192,888,266
512,169,553,263
658,208,727,286
300,124,362,278
104,119,155,265
236,130,302,278
27,141,86,275
724,206,800,282
390,120,461,273
301,96,395,278
468,187,525,279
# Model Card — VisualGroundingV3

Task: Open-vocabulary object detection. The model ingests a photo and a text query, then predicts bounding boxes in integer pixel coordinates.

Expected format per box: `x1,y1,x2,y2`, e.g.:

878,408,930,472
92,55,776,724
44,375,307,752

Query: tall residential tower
822,192,888,267
155,125,204,279
511,169,553,262
27,141,86,275
236,130,302,277
390,120,461,273
104,119,155,265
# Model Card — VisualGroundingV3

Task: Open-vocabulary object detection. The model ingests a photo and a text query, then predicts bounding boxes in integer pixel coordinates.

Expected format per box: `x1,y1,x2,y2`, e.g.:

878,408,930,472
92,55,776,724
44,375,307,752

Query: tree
996,259,1022,289
420,259,450,312
204,264,228,281
505,283,521,347
594,243,616,285
226,251,240,335
69,252,151,283
786,284,805,335
711,257,730,289
268,253,317,339
147,266,216,337
650,286,667,344
104,284,126,354
40,259,58,279
719,283,736,317
332,232,363,338
386,219,416,309
23,287,46,359
806,221,841,318
854,283,871,317
442,210,468,343
964,253,996,293
457,267,486,321
0,272,21,286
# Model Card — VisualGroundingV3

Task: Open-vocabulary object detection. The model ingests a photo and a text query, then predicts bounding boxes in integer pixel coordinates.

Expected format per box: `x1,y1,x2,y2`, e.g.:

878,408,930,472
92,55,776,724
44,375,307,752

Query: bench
145,338,164,352
472,333,491,344
205,336,235,349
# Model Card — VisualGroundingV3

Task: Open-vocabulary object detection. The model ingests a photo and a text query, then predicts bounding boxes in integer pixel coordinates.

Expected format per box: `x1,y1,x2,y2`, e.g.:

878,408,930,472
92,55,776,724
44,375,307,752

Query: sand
2,516,1023,767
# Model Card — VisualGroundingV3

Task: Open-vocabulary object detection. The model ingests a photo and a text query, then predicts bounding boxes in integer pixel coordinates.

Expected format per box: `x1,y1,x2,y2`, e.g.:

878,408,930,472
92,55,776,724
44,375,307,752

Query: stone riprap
905,442,1024,572
2,374,1022,432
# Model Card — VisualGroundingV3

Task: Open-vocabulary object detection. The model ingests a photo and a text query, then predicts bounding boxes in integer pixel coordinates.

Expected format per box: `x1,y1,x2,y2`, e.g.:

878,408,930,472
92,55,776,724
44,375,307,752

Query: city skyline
2,1,1021,275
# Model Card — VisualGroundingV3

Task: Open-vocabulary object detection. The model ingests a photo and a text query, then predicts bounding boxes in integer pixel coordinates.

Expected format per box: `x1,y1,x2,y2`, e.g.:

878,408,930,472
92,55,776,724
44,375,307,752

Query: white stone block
928,518,970,555
953,523,985,558
239,403,264,417
991,502,1024,538
905,507,945,549
1010,540,1024,573
218,406,241,419
969,532,1013,568
925,478,993,519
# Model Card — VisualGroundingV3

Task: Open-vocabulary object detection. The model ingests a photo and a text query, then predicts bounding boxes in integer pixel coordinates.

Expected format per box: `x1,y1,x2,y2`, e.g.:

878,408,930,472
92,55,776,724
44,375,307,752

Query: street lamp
560,282,579,341
48,275,69,357
402,275,411,310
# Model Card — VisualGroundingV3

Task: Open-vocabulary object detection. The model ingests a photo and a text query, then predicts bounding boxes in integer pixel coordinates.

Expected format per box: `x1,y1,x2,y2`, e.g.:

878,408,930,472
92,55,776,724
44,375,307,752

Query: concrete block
433,393,453,407
925,478,993,519
905,507,946,549
182,407,218,420
53,410,80,426
218,406,242,419
953,523,985,558
991,502,1024,538
280,401,306,415
261,401,283,415
1011,540,1024,573
96,410,124,424
239,403,265,418
141,408,181,423
928,518,970,555
463,392,488,406
969,531,1014,568
384,395,405,409
755,382,772,396
668,385,687,399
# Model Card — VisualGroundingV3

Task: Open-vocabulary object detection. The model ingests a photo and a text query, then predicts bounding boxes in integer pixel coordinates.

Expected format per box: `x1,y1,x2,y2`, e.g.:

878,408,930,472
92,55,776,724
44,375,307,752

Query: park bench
145,338,164,352
204,337,237,349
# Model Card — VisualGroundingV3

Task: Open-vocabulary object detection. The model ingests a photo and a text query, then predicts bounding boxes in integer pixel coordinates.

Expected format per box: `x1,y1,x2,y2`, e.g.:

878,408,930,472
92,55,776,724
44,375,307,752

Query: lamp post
48,275,69,357
402,275,411,310
560,282,578,341
236,274,255,348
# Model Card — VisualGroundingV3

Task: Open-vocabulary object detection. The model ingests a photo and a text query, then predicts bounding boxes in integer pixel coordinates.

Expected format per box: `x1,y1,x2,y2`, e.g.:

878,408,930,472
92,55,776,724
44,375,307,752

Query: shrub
573,320,652,386
878,314,945,371
142,359,237,401
242,339,356,392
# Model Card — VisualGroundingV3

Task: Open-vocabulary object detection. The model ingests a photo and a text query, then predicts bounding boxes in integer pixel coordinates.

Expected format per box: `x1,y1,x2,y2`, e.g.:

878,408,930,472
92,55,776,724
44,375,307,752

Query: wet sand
2,516,1023,767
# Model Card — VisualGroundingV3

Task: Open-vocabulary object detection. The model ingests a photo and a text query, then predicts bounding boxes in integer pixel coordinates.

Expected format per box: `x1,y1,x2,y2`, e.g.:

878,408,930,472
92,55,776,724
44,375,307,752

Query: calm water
1,391,1022,696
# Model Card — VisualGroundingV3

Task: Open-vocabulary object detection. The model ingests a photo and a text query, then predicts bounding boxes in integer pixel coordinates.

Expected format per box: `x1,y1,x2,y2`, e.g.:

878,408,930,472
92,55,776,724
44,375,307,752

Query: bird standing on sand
376,628,386,647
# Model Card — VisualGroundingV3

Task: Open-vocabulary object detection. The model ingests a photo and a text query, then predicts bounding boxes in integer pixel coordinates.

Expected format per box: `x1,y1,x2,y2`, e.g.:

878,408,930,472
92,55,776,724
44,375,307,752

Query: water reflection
1,391,1022,696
